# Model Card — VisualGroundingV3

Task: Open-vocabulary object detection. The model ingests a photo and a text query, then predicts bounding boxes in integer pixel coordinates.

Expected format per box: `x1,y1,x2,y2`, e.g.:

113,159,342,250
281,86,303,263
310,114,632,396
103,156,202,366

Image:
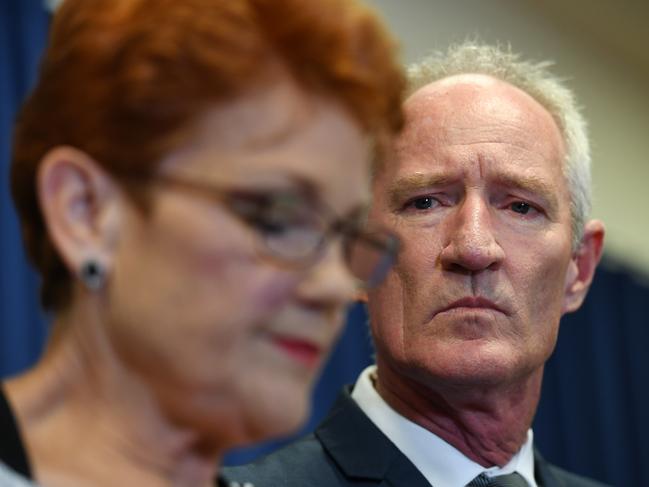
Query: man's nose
295,242,358,313
439,196,505,273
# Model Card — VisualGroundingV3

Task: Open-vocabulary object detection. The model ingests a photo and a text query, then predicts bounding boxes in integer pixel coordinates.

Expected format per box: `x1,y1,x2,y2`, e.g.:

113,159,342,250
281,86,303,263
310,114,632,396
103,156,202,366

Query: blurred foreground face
367,74,576,389
107,75,371,443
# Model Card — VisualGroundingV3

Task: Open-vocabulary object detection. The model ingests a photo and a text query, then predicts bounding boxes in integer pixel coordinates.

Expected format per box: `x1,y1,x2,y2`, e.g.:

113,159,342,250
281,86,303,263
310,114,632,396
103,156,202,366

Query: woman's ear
355,289,368,303
37,146,122,285
562,219,605,314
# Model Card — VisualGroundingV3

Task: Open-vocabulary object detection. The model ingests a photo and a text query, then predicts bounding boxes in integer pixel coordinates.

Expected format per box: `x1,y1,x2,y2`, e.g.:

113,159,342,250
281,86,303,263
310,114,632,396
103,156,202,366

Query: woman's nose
295,242,358,312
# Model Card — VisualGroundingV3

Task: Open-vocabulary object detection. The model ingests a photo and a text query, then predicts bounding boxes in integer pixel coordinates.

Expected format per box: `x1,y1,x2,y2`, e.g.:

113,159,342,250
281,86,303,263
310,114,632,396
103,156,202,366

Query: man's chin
411,344,532,389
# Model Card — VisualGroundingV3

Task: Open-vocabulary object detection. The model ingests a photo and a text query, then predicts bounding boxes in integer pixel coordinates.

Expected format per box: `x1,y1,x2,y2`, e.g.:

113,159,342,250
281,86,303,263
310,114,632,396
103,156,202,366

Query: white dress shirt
351,366,537,487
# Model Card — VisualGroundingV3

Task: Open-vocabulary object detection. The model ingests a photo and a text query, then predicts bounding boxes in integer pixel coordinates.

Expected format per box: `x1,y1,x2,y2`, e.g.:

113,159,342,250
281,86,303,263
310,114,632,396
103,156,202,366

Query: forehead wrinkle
398,119,539,160
440,117,539,148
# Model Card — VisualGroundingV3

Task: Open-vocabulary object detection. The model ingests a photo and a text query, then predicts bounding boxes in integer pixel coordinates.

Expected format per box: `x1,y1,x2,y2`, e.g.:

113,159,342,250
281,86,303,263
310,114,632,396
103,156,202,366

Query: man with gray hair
223,42,608,487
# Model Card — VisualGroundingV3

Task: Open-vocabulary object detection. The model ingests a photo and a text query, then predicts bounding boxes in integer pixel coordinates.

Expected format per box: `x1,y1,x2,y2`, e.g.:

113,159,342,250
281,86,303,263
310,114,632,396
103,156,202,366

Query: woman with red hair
0,0,404,485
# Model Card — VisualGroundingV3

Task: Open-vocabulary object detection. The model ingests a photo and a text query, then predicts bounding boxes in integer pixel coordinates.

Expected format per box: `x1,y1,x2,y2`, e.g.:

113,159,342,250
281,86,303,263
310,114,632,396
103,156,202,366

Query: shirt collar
351,365,537,487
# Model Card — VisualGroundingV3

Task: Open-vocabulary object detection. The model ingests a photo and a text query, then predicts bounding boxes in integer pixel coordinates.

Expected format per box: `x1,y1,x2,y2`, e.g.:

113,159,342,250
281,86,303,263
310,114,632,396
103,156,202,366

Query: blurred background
1,1,648,485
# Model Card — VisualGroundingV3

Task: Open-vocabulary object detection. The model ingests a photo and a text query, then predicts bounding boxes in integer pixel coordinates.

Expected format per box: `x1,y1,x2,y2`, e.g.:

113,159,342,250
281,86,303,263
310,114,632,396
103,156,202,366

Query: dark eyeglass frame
125,173,400,288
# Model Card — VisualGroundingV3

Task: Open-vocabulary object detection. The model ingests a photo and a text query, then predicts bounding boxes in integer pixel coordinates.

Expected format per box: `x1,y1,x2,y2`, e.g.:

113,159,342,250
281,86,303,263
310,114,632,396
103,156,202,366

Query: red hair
11,0,405,310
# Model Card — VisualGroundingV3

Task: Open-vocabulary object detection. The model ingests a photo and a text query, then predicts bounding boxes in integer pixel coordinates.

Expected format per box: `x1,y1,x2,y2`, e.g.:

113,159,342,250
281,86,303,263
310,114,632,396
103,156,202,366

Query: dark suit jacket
223,388,611,487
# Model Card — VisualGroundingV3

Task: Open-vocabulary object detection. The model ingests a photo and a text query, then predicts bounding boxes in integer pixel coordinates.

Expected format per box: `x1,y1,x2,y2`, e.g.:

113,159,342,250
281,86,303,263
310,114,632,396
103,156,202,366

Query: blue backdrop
2,2,648,485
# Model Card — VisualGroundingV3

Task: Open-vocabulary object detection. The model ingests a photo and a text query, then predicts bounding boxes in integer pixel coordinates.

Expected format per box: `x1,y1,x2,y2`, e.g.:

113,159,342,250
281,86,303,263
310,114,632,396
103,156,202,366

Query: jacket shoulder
222,434,346,487
545,463,612,487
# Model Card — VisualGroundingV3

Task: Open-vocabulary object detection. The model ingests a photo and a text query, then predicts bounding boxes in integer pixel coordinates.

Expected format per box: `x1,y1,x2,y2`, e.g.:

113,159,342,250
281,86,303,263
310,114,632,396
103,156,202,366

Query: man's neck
374,359,543,467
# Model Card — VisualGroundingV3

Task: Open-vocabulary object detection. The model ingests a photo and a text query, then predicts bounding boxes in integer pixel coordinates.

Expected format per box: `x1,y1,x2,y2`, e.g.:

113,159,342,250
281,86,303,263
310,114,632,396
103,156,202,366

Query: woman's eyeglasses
147,175,399,288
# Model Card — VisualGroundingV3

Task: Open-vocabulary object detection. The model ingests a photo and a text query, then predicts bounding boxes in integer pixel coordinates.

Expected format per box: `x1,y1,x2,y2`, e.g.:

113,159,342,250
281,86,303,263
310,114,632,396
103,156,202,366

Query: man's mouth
436,296,507,316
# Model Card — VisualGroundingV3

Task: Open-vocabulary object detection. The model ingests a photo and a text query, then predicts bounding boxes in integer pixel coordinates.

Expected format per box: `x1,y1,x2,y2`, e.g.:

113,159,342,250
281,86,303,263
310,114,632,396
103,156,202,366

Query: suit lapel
315,388,432,486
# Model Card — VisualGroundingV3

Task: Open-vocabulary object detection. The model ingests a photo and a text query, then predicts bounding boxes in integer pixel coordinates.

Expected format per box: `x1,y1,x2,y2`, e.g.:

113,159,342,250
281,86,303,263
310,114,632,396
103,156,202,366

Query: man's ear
562,219,605,314
37,146,122,281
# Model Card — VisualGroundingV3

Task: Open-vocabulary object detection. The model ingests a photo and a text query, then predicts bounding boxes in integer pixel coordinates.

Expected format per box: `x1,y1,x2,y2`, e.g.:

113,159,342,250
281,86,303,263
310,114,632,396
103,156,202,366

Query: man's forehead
406,73,527,107
394,73,565,165
407,73,501,99
404,74,558,131
375,74,570,211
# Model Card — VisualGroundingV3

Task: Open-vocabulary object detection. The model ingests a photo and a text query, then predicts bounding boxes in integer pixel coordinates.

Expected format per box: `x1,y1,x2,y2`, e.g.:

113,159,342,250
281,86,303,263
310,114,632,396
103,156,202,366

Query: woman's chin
250,397,309,442
236,368,317,440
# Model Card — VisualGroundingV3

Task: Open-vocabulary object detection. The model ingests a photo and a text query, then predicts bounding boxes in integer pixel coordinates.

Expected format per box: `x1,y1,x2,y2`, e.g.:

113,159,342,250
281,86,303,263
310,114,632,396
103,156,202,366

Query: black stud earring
80,260,106,291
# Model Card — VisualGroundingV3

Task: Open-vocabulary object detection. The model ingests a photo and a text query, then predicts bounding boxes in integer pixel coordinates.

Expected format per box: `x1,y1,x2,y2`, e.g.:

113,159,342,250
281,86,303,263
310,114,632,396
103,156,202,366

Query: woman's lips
272,336,322,368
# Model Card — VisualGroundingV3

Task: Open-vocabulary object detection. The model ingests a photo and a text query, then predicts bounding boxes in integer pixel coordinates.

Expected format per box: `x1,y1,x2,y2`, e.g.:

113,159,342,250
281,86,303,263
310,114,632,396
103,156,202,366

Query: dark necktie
467,472,528,487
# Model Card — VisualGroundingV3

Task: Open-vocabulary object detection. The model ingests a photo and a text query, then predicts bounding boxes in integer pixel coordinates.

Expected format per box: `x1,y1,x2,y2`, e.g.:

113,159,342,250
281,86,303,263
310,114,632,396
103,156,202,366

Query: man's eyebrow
385,171,561,212
493,172,559,211
387,173,457,208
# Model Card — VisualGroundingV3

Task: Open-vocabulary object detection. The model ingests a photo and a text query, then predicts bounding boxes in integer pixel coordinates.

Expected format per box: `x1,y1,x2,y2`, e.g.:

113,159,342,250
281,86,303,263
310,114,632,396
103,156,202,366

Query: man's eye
408,196,438,210
510,201,533,215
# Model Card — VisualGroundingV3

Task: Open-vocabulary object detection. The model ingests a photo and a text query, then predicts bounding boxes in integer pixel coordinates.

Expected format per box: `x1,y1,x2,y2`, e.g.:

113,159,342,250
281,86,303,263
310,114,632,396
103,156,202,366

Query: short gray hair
407,41,591,249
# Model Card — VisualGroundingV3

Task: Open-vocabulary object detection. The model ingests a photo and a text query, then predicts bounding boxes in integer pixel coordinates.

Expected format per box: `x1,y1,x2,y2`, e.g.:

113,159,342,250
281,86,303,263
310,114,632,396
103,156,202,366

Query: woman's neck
4,302,222,487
